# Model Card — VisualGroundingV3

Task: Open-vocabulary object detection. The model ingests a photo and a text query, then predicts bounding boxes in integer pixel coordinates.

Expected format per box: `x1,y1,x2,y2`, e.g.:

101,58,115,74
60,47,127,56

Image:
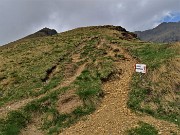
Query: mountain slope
0,25,179,135
135,22,180,43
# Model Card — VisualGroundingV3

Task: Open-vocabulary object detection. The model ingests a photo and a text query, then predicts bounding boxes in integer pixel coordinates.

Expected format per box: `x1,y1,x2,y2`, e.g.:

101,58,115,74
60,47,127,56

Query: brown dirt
20,114,44,135
56,63,86,89
0,98,34,118
57,90,83,114
59,44,179,135
72,53,81,63
20,125,43,135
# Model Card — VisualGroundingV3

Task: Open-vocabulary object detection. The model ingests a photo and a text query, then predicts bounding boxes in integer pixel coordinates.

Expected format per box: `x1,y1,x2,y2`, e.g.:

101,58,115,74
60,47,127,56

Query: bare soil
57,90,83,114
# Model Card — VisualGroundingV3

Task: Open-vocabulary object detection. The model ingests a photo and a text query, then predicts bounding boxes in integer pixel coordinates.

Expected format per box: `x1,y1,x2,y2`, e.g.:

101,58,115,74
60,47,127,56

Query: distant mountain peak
134,22,180,43
37,27,58,36
25,27,58,39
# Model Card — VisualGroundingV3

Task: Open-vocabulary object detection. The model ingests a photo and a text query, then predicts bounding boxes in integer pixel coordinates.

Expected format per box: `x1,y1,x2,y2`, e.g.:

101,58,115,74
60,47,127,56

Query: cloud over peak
0,0,180,45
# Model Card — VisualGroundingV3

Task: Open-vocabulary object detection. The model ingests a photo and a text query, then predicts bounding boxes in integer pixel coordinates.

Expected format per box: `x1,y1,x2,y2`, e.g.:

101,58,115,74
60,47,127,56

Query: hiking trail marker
135,64,146,74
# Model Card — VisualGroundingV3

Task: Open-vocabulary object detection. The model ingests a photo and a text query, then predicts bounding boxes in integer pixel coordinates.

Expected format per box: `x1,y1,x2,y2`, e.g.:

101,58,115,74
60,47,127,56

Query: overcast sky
0,0,180,45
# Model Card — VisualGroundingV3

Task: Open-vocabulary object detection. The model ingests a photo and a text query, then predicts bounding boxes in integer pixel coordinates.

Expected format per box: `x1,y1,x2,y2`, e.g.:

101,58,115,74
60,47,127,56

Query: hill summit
135,22,180,43
25,27,57,39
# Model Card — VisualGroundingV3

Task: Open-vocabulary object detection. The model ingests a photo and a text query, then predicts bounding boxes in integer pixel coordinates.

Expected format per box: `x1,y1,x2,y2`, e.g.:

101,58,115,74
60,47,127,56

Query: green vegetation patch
0,87,69,135
75,69,102,106
128,122,158,135
0,111,30,135
125,41,180,125
131,43,175,69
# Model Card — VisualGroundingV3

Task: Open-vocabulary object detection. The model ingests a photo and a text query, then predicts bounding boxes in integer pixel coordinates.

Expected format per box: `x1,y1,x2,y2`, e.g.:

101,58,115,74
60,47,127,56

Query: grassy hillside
111,39,180,125
127,41,180,125
0,25,179,135
0,26,133,106
0,25,135,134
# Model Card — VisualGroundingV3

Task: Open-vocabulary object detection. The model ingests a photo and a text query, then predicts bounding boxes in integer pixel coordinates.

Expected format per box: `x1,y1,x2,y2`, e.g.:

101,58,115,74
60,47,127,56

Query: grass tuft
128,122,158,135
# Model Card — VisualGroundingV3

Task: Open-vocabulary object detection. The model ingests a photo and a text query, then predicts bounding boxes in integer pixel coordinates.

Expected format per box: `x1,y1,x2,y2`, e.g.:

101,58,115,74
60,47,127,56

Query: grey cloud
0,0,180,45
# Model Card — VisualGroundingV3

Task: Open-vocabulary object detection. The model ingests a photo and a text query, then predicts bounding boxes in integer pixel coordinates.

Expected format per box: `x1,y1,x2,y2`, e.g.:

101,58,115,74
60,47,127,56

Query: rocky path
60,45,179,135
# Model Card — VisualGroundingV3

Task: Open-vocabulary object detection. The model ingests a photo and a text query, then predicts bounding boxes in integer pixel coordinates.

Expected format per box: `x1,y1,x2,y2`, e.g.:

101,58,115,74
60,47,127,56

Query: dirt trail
60,44,179,135
0,98,34,118
0,63,87,118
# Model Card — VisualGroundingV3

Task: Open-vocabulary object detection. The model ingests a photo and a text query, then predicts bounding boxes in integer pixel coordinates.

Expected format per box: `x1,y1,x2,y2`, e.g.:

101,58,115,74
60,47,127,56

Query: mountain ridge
135,22,180,43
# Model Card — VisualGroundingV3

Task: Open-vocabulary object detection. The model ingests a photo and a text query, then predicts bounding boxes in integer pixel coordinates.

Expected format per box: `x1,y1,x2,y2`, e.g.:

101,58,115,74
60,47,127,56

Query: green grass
0,87,69,135
127,75,150,111
0,111,30,135
131,43,175,69
128,122,158,135
75,69,102,106
123,41,180,125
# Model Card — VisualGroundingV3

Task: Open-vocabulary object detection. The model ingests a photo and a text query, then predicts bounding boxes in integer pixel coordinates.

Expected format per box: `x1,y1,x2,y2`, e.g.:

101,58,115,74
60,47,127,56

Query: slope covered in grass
128,42,180,125
0,25,179,135
0,26,122,106
0,25,136,134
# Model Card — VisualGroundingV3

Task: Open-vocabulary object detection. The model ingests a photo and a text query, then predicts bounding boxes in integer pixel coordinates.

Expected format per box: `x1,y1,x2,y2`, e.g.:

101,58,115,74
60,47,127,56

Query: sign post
135,64,146,73
135,64,146,80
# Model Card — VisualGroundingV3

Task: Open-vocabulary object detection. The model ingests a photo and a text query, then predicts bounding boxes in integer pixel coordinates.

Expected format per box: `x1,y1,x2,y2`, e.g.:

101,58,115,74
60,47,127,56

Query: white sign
135,64,146,73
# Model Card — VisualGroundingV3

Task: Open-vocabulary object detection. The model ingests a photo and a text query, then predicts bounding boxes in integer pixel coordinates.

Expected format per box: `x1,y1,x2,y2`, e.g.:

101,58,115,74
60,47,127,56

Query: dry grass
127,42,180,125
150,43,180,94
